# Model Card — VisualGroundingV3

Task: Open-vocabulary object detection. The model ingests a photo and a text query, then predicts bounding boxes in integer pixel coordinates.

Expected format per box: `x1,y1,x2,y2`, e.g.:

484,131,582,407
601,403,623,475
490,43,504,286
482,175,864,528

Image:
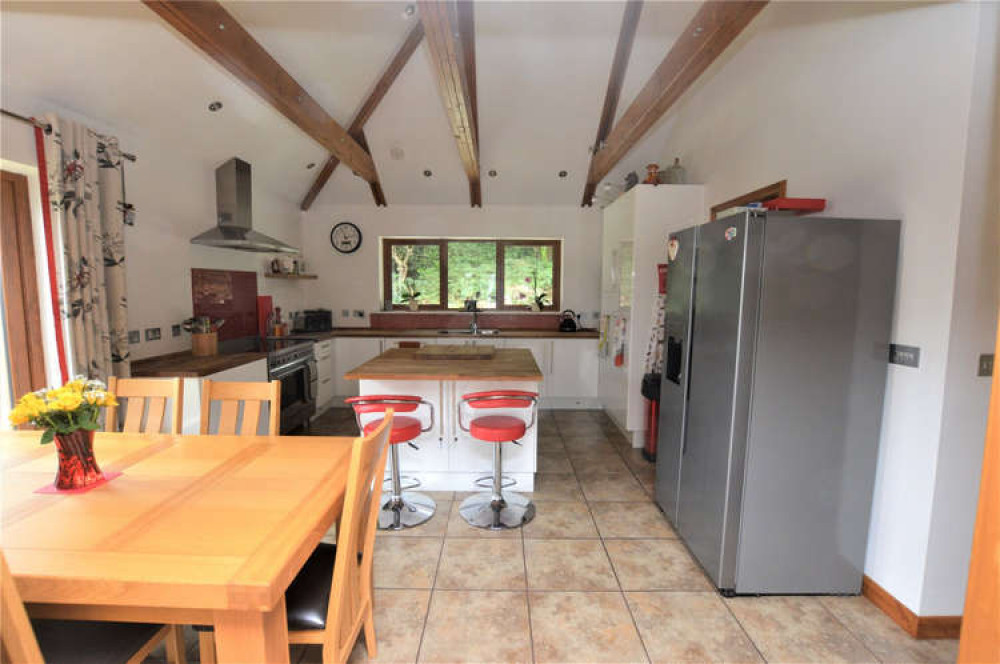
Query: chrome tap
469,308,479,334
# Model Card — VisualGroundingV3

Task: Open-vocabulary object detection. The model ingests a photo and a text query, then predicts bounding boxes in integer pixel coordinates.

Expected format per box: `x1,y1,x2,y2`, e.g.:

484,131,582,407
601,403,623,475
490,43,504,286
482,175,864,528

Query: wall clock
330,221,362,254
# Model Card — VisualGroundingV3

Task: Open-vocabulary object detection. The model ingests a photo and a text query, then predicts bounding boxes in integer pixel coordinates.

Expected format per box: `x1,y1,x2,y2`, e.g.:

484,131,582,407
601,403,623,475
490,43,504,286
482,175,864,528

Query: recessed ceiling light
208,101,223,112
488,169,498,178
603,183,612,190
558,170,568,178
390,146,405,161
423,169,433,177
306,162,316,169
403,4,415,18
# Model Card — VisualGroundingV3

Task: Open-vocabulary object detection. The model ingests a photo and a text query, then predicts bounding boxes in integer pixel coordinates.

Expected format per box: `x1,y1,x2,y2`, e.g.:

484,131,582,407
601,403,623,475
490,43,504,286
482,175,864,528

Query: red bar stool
346,395,436,530
458,390,539,530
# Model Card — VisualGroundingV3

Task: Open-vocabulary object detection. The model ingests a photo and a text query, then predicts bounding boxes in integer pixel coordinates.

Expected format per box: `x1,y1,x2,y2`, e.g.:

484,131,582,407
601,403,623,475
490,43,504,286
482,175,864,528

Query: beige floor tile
537,447,574,473
523,501,599,539
374,537,443,589
445,499,523,538
580,473,650,502
562,436,616,453
605,540,712,591
529,591,647,663
348,589,432,663
436,539,526,590
726,596,877,663
418,590,531,663
524,539,618,590
571,455,632,477
627,592,761,663
590,502,675,538
378,502,451,538
527,473,584,502
819,596,958,663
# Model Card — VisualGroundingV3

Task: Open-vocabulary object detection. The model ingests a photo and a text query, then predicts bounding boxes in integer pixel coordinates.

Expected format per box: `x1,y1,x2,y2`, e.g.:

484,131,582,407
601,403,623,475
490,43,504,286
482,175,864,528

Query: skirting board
861,575,962,639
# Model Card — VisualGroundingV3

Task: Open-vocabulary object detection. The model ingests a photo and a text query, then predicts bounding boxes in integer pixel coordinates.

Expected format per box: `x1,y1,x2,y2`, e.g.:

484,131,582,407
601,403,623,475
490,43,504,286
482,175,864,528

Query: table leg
213,597,290,664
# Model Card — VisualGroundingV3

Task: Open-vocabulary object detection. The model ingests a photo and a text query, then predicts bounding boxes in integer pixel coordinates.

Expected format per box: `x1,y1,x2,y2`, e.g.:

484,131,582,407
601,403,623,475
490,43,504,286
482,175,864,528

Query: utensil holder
191,332,218,357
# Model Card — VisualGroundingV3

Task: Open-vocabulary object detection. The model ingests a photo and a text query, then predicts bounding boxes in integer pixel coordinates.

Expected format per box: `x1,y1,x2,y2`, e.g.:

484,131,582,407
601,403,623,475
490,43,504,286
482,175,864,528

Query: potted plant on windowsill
400,281,421,312
8,378,118,491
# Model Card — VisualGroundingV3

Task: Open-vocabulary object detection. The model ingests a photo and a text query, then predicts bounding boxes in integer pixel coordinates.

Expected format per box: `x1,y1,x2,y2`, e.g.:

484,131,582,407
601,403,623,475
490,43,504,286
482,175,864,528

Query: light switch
978,354,994,377
889,344,920,368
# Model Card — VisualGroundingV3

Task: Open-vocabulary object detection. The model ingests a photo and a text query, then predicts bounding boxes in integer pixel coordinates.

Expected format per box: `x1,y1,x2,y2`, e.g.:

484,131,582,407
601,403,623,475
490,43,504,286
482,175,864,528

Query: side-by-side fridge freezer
655,211,900,595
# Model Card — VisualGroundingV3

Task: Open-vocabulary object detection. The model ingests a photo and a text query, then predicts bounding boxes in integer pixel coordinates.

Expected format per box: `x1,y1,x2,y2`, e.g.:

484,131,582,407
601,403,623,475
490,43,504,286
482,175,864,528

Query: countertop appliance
294,309,333,333
266,339,317,433
655,211,899,595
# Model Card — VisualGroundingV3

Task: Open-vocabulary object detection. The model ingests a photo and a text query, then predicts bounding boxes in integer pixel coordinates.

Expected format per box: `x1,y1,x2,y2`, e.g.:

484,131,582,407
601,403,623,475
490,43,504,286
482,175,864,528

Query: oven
267,341,317,433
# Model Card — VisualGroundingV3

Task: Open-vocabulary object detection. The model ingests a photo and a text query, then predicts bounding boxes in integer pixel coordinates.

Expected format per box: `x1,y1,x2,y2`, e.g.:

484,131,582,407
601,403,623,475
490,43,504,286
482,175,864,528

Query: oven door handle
270,360,308,379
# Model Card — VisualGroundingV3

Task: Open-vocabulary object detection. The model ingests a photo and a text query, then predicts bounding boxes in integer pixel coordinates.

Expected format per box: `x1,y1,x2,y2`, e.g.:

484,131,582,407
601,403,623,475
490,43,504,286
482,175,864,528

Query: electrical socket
341,309,350,318
128,330,140,344
172,324,181,337
978,354,994,377
144,327,161,342
353,310,365,318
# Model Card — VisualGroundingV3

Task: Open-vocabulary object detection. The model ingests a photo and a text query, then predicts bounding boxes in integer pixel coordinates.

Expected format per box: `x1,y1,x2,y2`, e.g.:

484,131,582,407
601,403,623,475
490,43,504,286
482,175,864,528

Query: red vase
53,429,104,490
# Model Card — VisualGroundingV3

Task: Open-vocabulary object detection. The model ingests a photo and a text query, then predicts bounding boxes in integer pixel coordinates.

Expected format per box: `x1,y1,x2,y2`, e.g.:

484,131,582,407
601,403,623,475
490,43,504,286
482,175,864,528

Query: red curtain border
33,123,68,383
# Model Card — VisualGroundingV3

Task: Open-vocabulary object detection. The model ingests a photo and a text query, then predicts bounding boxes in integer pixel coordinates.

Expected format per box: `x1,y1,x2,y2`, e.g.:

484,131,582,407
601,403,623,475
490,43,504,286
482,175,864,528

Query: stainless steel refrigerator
655,211,899,595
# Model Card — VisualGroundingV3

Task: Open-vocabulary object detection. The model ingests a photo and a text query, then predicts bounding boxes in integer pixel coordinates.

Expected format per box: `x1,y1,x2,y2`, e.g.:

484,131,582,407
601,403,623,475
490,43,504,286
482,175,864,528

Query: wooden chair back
323,413,392,662
199,380,280,436
106,377,184,434
1,551,44,663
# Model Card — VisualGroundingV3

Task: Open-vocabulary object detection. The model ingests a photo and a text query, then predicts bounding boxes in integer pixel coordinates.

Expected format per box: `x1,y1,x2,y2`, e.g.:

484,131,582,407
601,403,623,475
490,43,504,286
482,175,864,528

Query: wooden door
0,170,46,399
957,318,1000,662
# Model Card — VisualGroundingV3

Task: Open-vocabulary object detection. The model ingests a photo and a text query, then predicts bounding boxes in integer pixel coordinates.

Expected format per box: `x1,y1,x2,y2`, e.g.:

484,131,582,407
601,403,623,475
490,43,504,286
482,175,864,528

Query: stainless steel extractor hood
190,157,299,253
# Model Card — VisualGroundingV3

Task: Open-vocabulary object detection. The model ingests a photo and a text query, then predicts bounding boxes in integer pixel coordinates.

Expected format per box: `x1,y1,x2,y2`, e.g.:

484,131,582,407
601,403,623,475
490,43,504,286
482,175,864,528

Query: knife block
191,332,218,357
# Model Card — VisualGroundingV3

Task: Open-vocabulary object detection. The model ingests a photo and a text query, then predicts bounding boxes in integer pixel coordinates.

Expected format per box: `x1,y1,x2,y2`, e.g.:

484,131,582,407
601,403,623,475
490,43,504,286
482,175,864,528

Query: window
382,238,561,311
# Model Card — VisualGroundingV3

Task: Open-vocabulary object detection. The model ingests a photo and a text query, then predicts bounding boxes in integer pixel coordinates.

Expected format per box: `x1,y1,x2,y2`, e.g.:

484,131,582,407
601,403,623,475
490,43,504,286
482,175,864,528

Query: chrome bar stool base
459,491,534,530
379,491,437,530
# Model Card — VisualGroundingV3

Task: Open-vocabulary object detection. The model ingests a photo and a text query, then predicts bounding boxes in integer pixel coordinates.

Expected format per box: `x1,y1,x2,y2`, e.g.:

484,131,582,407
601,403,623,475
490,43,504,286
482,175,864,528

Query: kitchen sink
436,328,499,336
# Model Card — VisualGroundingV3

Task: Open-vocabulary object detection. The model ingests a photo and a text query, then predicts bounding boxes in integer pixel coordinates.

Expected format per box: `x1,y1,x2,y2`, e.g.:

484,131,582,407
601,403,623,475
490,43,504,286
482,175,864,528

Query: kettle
559,310,578,333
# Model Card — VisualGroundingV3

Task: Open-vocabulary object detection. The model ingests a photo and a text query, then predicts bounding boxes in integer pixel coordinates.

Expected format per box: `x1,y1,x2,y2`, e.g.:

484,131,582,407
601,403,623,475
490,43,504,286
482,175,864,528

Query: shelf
264,273,318,280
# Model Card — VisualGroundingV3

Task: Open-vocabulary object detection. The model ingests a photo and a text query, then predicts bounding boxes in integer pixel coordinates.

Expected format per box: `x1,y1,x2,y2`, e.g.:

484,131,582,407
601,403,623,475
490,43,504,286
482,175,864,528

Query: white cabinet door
549,339,600,402
314,339,335,411
501,339,552,396
333,338,382,398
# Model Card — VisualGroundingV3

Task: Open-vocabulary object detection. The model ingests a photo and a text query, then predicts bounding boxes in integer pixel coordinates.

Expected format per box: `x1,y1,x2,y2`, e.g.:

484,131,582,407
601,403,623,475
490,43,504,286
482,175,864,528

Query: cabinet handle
321,377,332,384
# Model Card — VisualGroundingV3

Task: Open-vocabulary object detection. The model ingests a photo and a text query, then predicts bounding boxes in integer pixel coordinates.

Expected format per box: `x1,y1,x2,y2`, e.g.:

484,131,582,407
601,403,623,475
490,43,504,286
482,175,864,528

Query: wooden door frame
0,169,46,399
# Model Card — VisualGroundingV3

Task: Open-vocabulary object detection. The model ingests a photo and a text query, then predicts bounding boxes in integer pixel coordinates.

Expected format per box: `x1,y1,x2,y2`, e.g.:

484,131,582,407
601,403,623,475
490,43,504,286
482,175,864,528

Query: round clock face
330,222,362,254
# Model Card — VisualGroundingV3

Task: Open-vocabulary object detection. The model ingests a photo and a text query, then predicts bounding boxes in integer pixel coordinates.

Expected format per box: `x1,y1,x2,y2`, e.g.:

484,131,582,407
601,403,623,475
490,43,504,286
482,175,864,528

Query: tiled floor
150,409,958,664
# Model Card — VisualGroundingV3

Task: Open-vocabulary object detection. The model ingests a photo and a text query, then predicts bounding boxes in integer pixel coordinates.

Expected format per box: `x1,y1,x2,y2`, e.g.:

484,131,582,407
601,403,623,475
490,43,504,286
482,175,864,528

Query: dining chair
199,379,280,436
0,552,186,664
106,377,184,434
198,413,393,663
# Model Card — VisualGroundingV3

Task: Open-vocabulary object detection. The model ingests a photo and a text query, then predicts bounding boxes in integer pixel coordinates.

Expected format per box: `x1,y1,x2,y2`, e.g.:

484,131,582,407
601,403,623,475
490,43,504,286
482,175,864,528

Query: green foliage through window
383,239,560,310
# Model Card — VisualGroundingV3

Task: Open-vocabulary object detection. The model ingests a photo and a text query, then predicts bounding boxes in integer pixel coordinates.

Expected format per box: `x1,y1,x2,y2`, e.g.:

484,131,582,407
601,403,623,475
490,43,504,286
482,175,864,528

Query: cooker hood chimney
190,157,299,253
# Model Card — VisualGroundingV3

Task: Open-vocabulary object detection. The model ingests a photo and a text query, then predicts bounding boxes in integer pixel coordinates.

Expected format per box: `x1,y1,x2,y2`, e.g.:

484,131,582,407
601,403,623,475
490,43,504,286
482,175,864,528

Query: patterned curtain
41,114,131,381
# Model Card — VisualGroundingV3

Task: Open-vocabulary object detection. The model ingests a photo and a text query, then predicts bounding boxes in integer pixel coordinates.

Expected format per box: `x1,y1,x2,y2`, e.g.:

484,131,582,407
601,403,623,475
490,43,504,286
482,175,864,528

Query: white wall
0,99,304,363
921,1,1000,616
650,1,996,615
298,203,602,325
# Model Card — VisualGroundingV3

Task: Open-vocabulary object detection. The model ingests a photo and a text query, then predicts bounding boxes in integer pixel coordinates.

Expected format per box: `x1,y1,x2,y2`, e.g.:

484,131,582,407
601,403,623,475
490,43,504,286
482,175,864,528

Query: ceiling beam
582,0,644,207
143,0,377,183
300,21,425,210
418,0,481,207
585,1,768,195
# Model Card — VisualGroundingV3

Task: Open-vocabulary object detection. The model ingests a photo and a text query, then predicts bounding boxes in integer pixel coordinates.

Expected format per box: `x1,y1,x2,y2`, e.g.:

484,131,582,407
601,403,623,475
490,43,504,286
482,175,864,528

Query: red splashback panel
369,312,560,330
191,269,258,342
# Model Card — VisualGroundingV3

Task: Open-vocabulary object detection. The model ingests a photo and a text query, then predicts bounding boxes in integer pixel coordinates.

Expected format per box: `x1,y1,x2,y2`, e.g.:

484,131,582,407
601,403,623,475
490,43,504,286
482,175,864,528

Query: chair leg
363,604,378,658
164,626,188,664
198,631,218,664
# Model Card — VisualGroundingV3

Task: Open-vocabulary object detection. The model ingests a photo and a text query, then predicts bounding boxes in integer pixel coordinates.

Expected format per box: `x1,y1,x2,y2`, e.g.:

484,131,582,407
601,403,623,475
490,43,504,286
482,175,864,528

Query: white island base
359,378,539,492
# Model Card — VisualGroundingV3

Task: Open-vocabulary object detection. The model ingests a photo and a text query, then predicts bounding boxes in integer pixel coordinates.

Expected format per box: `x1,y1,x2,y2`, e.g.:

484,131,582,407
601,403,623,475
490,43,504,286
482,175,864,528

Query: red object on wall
762,197,827,213
191,269,258,342
644,399,659,462
657,264,668,294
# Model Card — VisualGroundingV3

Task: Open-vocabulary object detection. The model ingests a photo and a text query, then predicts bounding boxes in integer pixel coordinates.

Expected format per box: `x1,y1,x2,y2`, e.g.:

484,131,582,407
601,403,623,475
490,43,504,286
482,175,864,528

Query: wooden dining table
1,430,355,663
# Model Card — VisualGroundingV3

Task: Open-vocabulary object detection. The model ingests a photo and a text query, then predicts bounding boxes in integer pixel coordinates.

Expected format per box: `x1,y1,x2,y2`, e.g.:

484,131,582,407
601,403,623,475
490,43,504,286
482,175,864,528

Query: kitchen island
344,346,543,491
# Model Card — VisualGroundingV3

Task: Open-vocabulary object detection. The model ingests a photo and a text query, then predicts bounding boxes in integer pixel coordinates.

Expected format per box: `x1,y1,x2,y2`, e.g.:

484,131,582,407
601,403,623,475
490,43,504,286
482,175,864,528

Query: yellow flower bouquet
9,377,118,490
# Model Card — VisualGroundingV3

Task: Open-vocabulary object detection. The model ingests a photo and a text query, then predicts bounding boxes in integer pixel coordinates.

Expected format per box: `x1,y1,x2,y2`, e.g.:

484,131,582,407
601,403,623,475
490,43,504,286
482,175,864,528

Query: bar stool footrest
473,474,516,490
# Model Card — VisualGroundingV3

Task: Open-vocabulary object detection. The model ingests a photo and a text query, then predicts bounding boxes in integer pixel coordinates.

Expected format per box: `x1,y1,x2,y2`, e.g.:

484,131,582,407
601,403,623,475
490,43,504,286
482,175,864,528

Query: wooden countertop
291,328,599,340
344,347,543,381
130,351,266,378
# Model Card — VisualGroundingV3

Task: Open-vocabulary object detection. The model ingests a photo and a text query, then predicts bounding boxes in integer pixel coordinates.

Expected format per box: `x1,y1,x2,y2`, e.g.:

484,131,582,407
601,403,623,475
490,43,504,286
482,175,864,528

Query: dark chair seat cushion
32,619,163,664
285,542,337,631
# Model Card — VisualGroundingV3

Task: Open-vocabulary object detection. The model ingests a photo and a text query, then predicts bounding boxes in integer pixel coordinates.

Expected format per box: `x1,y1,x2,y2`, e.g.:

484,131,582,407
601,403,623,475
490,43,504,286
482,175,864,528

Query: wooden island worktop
344,346,543,382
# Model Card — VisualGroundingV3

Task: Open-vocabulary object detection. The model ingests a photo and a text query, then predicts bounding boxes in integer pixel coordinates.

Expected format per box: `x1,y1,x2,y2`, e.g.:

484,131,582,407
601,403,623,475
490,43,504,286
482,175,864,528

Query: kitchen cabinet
333,337,382,399
314,339,335,414
549,338,600,407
